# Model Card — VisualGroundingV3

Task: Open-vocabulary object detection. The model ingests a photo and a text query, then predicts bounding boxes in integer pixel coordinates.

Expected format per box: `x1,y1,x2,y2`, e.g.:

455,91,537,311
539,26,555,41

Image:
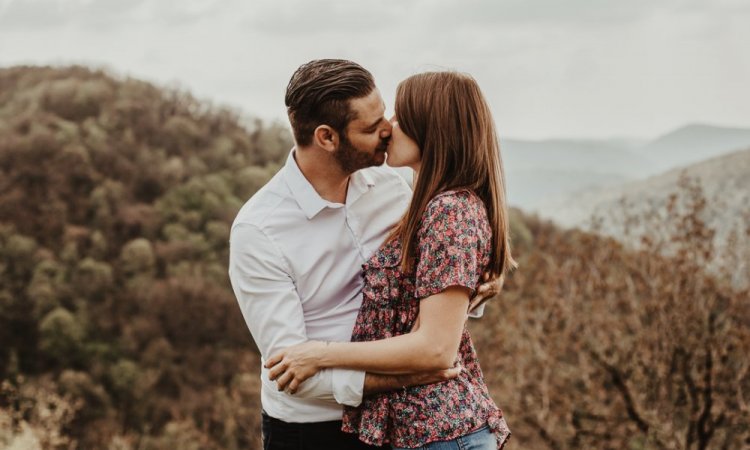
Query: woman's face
386,115,421,171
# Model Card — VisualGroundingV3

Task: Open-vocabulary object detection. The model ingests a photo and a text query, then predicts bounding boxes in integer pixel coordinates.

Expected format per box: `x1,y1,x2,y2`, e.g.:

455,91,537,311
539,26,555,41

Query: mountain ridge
505,122,750,208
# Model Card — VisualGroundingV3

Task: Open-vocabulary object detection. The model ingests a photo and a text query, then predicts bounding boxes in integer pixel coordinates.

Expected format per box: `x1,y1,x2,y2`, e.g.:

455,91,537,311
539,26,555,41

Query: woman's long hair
391,71,517,278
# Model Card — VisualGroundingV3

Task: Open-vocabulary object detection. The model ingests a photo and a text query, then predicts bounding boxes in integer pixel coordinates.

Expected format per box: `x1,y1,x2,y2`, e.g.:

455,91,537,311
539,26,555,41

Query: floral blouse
342,189,511,449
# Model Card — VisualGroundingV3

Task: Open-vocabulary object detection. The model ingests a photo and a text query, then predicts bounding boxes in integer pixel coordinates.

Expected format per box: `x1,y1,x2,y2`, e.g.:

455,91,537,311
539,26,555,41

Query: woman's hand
265,340,327,394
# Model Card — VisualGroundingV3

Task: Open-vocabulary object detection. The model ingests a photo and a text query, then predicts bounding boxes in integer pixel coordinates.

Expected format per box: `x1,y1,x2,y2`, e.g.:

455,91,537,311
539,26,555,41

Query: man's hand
468,272,505,313
405,365,462,386
363,365,462,395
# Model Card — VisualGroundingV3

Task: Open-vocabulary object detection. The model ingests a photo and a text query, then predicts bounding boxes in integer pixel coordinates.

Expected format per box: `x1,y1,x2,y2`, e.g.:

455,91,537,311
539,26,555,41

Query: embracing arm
322,275,502,375
229,223,365,405
266,192,496,391
229,223,457,399
321,286,468,372
363,368,460,395
266,286,469,390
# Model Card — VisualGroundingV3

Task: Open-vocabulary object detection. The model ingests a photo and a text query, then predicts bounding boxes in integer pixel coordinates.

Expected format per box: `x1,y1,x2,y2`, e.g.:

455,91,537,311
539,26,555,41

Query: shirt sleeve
414,193,486,300
467,303,486,319
228,223,365,406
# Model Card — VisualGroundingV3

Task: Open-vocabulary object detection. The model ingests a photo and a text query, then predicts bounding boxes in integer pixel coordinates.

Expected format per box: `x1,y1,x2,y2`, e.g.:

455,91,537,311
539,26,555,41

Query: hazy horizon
1,0,749,141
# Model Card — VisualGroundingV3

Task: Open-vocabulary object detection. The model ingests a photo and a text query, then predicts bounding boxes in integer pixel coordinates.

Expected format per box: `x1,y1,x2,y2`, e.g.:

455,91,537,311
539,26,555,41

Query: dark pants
262,412,390,450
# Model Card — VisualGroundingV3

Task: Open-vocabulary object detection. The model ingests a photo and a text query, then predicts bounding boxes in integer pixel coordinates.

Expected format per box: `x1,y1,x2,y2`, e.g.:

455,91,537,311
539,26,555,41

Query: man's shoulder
231,171,289,231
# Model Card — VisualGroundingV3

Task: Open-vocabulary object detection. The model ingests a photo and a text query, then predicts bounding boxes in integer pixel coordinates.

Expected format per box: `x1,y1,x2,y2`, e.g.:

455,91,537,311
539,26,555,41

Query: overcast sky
1,0,748,140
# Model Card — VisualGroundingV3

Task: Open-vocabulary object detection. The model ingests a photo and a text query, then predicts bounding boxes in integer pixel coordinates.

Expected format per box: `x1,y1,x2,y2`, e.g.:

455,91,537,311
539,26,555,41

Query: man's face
334,88,391,173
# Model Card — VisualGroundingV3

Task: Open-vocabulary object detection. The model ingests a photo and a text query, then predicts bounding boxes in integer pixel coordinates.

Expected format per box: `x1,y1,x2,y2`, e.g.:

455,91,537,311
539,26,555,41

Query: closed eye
364,119,382,133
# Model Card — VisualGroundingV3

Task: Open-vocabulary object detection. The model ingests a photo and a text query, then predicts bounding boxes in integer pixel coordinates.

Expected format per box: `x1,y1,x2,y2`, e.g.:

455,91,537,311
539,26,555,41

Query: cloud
0,0,224,31
240,0,407,35
0,0,748,139
432,0,651,26
419,0,750,36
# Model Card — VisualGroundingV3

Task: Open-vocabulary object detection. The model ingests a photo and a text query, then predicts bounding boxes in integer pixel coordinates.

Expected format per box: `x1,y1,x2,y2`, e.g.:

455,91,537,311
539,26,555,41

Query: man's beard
333,131,389,173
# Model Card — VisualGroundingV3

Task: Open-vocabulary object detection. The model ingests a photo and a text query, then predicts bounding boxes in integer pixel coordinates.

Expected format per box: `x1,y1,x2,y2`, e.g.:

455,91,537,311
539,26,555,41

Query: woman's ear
312,125,338,153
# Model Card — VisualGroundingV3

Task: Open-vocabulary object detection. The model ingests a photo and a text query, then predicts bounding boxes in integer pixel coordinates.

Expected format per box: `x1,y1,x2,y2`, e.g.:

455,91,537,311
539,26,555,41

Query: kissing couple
229,59,516,450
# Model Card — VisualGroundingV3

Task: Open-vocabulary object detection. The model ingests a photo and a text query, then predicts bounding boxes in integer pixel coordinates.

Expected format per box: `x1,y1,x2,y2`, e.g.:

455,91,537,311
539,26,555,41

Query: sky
0,0,748,141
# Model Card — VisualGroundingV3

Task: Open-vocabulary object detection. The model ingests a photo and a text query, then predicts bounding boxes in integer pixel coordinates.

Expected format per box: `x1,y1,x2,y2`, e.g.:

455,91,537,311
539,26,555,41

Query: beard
333,131,389,173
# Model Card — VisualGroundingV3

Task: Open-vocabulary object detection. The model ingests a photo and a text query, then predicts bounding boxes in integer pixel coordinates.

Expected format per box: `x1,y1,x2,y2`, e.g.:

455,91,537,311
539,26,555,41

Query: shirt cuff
331,369,365,407
468,303,486,319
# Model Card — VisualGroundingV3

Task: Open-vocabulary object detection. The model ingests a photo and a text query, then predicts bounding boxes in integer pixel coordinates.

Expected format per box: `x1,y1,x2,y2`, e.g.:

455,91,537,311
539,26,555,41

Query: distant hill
504,124,750,210
503,138,649,208
506,167,632,209
539,147,750,286
542,147,750,228
635,123,750,175
503,138,646,174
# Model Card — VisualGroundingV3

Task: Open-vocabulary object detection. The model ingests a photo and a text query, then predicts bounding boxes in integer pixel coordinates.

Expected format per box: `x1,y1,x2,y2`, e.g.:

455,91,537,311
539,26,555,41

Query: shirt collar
283,148,376,220
347,165,376,206
283,149,329,219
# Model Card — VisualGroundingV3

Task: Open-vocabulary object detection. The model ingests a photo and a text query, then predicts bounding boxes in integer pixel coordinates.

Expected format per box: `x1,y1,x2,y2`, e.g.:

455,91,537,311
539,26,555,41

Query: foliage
471,175,750,449
1,65,747,449
0,66,285,449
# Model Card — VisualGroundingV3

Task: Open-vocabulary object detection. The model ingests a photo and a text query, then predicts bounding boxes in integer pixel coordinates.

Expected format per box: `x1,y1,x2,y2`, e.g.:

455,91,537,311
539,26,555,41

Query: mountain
504,124,750,210
542,147,750,228
634,123,750,175
502,138,646,173
502,138,650,208
538,147,750,287
507,167,632,209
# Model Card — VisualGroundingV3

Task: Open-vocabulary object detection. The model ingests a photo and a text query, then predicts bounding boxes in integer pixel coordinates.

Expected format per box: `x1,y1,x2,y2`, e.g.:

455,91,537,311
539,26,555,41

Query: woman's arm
267,193,491,393
265,273,502,393
266,285,469,392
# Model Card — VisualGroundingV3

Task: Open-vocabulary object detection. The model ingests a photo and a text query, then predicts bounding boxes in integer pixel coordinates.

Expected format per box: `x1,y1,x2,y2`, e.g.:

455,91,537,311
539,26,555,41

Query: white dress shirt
228,149,412,423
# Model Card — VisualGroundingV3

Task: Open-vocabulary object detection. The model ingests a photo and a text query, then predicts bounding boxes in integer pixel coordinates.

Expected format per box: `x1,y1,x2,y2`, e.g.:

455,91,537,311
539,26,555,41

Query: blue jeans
393,425,495,450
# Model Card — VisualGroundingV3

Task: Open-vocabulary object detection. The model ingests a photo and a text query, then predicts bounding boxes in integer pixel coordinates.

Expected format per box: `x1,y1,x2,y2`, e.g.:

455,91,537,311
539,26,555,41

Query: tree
38,307,86,367
119,238,155,279
471,178,750,449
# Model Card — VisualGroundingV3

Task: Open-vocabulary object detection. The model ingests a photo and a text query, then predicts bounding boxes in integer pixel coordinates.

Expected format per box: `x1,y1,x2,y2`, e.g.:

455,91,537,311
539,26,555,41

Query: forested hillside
0,66,290,449
0,66,747,450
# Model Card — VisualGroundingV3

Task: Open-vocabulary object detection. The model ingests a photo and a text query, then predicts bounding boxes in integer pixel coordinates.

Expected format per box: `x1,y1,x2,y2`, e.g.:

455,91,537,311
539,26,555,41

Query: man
228,60,498,449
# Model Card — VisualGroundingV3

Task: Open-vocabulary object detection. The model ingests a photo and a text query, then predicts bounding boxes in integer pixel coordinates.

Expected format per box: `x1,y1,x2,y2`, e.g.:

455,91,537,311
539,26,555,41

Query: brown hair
285,59,375,146
392,71,517,278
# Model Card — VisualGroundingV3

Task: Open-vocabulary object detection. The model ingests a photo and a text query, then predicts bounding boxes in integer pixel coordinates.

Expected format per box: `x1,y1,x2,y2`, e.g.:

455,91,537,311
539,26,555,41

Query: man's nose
379,121,393,139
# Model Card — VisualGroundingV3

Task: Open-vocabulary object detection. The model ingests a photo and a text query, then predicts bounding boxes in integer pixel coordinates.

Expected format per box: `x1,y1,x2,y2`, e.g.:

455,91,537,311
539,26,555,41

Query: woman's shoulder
422,188,484,222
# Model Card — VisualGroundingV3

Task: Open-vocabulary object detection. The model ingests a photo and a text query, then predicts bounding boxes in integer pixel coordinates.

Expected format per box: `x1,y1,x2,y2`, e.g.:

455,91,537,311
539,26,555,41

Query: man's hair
285,59,375,146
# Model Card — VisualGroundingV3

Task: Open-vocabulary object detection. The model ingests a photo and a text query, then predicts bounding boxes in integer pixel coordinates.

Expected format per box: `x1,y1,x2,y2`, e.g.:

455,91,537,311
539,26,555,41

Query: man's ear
312,125,338,153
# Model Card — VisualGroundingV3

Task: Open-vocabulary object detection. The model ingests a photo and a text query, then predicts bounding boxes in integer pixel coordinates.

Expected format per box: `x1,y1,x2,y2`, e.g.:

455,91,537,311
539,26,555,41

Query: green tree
73,258,113,301
38,307,86,367
119,238,155,279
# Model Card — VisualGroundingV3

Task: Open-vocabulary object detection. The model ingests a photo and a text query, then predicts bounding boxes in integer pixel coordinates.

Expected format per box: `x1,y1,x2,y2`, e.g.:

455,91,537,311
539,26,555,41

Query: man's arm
363,367,461,395
228,223,364,406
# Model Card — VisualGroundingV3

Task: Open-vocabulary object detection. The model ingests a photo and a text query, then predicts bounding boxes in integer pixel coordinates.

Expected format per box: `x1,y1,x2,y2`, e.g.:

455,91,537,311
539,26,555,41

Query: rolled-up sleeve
331,368,365,406
228,223,364,405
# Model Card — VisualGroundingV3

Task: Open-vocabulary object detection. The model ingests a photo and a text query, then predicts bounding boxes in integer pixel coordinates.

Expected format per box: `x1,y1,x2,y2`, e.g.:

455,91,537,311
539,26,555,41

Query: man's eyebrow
365,117,382,130
364,103,387,130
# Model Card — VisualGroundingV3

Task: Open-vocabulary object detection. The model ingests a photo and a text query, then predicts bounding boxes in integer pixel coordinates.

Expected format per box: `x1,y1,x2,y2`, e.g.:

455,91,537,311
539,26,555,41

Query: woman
266,71,515,449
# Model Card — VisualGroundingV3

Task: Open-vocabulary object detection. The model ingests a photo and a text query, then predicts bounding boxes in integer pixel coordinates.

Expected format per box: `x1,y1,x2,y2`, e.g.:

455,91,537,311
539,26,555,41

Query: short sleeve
414,191,488,300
